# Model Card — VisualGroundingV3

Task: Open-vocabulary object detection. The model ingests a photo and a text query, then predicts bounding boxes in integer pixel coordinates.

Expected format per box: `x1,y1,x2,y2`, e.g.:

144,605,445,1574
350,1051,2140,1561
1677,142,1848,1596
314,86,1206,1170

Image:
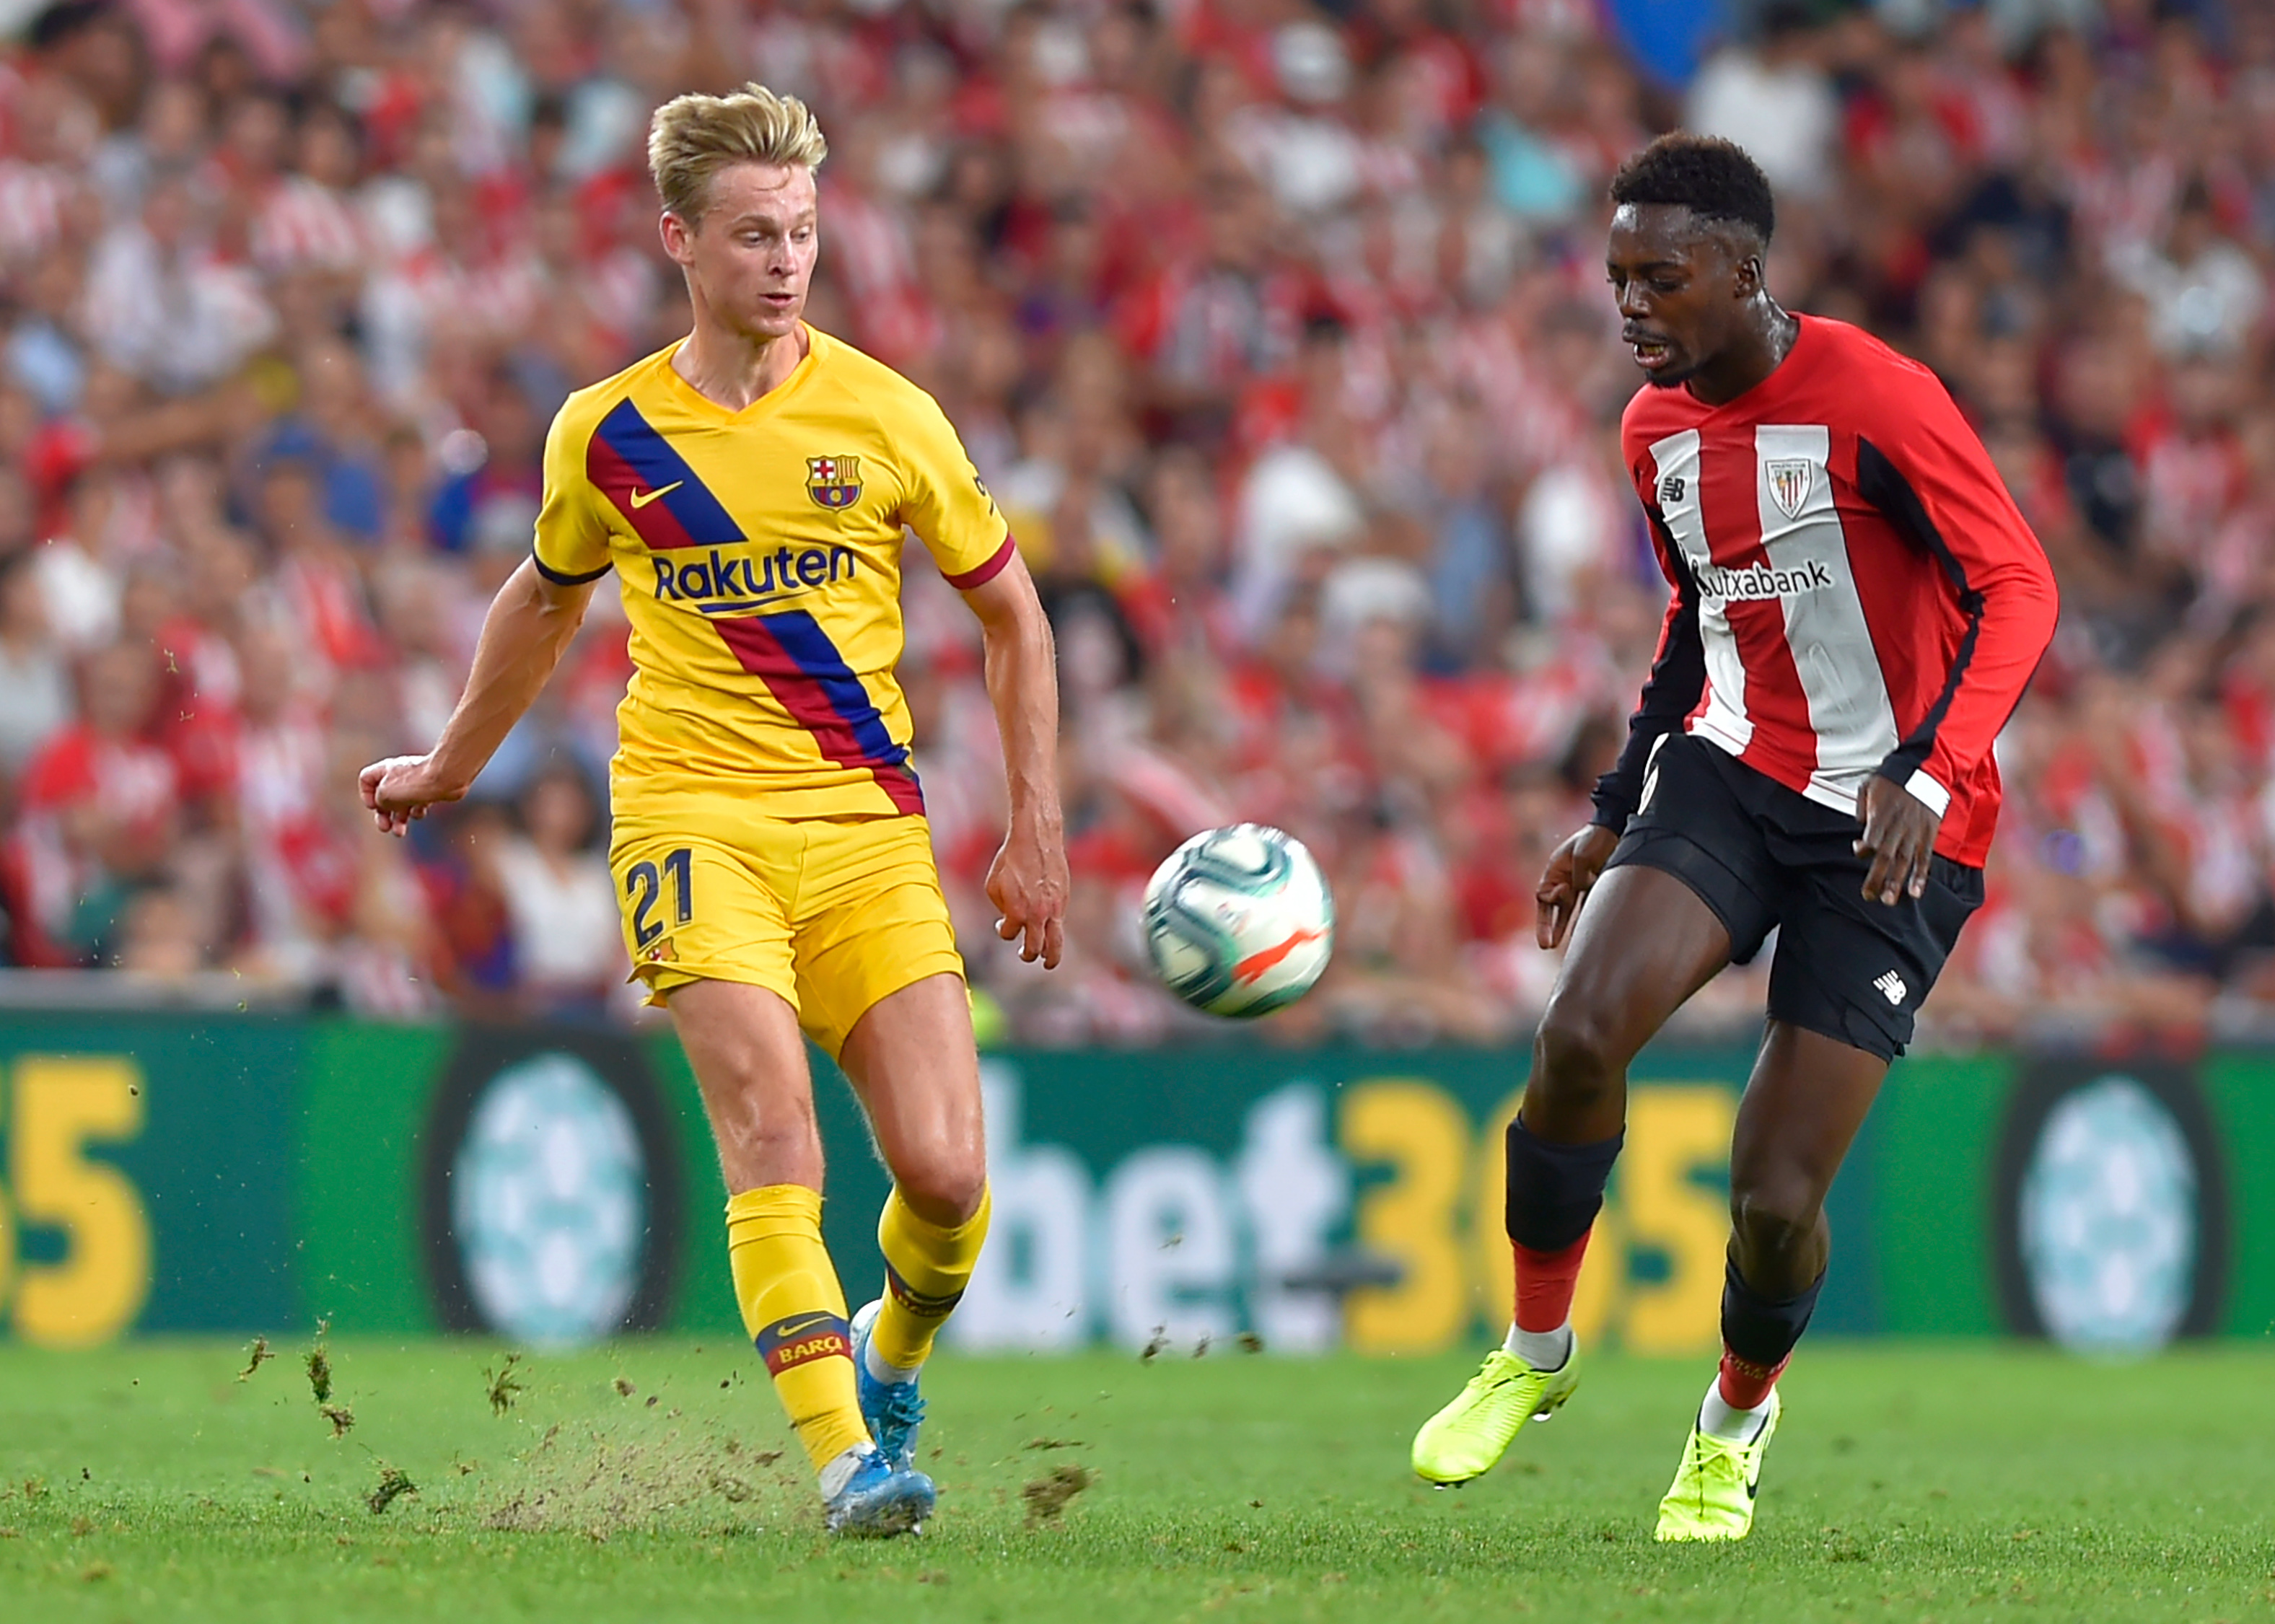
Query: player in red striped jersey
1411,133,2059,1540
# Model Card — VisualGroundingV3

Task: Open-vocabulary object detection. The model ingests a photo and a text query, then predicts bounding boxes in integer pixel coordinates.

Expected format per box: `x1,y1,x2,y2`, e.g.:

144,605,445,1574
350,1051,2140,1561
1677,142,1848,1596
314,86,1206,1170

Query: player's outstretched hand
1536,824,1621,950
988,822,1069,969
1854,773,1942,905
359,753,469,837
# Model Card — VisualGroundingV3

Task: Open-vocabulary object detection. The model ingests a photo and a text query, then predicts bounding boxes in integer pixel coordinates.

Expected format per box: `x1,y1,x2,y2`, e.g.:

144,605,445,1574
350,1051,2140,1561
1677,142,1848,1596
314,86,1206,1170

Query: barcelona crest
807,455,862,510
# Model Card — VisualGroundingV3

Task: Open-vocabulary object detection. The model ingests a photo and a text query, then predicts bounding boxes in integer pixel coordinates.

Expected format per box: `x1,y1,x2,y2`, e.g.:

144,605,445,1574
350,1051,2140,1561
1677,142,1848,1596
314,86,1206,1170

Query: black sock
1720,1255,1824,1374
1504,1116,1624,1252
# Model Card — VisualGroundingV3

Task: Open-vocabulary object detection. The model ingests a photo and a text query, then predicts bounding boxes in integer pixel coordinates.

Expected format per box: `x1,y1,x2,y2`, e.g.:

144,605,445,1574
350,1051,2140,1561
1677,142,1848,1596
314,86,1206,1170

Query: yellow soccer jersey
531,328,1013,819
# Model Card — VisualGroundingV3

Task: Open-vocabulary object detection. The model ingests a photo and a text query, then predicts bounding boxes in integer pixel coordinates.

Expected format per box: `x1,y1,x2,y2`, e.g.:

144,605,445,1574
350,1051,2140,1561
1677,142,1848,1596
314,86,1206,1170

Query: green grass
0,1339,2269,1623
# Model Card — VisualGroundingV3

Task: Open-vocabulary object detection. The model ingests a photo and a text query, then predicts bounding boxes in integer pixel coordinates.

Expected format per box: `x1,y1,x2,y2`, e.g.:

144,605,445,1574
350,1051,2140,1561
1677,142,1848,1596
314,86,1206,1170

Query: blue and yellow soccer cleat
1654,1389,1782,1542
850,1298,927,1470
1411,1340,1582,1486
822,1446,937,1537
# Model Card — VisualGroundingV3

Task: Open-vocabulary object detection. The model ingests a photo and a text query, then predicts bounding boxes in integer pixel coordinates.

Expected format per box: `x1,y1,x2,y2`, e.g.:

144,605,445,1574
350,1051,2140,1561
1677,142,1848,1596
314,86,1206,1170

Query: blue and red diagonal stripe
713,610,926,815
587,398,742,550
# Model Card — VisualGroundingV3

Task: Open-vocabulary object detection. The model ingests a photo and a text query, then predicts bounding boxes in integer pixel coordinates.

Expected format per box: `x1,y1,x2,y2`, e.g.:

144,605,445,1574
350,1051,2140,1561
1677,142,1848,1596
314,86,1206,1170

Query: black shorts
1605,732,1984,1062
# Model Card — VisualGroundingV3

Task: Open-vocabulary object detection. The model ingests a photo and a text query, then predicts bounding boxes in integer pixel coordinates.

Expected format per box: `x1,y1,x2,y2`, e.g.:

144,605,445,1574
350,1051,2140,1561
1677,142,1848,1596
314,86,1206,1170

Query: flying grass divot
237,1338,273,1382
304,1322,332,1404
367,1465,417,1516
1022,1464,1095,1527
486,1353,525,1416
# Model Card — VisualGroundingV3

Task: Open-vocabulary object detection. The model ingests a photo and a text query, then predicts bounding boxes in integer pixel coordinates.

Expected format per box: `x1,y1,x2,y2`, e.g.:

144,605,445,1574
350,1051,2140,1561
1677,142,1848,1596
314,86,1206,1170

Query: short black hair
28,0,110,51
1609,133,1776,247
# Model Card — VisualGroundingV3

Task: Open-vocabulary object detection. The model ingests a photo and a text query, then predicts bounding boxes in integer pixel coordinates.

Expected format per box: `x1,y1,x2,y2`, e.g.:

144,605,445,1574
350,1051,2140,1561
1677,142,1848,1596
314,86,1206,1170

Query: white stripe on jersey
1753,424,1900,811
1649,428,1753,753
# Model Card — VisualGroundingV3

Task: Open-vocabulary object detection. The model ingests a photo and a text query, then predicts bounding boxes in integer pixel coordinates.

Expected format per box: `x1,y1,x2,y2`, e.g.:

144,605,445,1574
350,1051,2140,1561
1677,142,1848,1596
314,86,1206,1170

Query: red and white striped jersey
1595,315,2059,866
0,159,70,265
250,176,367,276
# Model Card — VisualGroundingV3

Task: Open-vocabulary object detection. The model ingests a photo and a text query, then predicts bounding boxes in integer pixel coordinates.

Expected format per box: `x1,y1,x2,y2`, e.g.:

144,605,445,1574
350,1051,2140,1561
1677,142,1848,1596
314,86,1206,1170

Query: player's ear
1731,247,1764,301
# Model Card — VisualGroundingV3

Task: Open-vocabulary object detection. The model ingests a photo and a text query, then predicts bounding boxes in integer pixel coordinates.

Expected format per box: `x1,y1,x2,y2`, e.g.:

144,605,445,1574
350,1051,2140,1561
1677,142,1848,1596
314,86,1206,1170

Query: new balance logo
1873,970,1907,1006
1659,475,1686,505
1692,558,1836,601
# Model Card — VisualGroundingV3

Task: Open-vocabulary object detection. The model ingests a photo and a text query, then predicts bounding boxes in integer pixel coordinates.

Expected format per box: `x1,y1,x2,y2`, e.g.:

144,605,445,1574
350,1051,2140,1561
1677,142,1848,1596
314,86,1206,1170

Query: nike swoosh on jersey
587,399,741,549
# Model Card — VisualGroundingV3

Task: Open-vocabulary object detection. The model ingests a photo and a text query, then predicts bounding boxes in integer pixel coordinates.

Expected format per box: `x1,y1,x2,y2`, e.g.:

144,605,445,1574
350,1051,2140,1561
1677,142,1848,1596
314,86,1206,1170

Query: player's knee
1532,997,1623,1105
888,1148,987,1226
1729,1182,1820,1264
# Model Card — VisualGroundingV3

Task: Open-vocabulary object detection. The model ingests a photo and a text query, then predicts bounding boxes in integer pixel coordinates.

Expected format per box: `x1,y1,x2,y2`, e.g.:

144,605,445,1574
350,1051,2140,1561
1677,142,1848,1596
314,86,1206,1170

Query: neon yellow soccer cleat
1654,1389,1782,1542
1411,1341,1582,1486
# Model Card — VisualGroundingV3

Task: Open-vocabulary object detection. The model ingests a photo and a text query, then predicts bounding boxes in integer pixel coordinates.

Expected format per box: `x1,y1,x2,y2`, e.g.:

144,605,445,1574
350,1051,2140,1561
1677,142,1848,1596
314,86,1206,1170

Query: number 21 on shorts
624,846,694,948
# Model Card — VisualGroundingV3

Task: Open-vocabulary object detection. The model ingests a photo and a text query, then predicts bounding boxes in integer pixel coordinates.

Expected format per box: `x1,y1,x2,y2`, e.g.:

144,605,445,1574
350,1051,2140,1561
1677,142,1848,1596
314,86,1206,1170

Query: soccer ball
1141,824,1335,1017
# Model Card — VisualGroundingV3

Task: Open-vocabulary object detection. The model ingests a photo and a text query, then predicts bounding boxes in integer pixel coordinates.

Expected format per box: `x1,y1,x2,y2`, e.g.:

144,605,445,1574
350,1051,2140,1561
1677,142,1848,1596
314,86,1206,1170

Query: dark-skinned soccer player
1409,133,2058,1541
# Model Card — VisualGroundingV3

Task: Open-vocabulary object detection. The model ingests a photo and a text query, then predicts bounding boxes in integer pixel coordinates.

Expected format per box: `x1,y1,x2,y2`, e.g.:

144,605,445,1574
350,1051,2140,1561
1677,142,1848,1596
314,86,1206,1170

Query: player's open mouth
1630,338,1674,369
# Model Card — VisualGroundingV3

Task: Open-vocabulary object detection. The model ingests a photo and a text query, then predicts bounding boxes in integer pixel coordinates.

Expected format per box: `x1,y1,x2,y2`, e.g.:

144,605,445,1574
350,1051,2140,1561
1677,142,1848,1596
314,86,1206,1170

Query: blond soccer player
359,86,1068,1536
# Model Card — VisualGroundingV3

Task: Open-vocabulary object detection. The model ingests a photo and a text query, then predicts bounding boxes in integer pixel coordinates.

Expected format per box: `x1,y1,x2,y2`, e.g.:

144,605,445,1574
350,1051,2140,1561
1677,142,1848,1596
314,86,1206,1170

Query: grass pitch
0,1338,2267,1623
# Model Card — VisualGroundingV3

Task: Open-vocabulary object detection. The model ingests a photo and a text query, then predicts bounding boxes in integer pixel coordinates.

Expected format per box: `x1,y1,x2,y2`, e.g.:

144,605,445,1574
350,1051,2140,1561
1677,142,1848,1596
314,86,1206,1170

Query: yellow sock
872,1184,991,1372
724,1185,871,1473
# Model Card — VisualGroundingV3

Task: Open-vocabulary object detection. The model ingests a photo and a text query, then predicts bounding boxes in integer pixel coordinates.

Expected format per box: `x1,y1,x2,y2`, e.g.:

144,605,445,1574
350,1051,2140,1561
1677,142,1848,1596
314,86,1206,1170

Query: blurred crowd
0,0,2270,1046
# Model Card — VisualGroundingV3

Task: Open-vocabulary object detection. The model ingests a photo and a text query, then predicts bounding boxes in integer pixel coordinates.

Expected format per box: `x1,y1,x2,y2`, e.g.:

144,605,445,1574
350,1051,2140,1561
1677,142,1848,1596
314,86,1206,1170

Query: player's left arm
1853,367,2061,903
962,552,1069,969
897,390,1069,969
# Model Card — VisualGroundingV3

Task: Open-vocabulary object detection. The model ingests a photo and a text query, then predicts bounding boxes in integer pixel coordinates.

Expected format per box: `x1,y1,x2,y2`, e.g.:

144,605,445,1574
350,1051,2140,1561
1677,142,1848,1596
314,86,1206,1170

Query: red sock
1717,1347,1789,1410
1512,1230,1592,1333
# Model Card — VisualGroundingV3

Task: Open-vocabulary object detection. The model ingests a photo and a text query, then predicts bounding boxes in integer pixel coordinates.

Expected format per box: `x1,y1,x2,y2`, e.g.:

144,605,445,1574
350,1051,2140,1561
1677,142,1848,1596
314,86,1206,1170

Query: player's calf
1655,1255,1821,1540
727,1184,934,1534
1714,1251,1821,1422
1411,1118,1621,1483
854,1185,991,1468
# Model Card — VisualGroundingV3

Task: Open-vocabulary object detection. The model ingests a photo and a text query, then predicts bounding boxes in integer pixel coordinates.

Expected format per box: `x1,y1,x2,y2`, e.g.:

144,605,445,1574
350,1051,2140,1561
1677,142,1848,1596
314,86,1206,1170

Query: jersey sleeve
530,402,614,585
1592,510,1706,832
1852,367,2060,818
894,390,1014,589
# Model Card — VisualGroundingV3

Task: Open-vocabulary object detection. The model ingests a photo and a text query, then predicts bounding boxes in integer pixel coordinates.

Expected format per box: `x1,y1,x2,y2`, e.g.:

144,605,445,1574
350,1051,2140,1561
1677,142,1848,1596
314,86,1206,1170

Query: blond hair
646,84,828,221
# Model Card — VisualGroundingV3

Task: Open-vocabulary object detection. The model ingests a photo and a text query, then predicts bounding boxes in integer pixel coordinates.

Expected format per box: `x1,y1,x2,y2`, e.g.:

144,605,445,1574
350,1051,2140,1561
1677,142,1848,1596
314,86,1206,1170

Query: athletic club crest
806,455,862,510
1765,458,1814,520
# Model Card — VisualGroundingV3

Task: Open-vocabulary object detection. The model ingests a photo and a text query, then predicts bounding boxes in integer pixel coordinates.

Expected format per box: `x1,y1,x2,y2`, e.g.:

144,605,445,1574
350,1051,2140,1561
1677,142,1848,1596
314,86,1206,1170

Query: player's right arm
362,403,613,834
1540,495,1707,949
361,561,601,832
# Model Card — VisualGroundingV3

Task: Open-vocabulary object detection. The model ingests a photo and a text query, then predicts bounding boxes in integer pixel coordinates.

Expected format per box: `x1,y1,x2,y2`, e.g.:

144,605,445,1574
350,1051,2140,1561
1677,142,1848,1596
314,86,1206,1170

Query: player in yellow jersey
358,85,1067,1537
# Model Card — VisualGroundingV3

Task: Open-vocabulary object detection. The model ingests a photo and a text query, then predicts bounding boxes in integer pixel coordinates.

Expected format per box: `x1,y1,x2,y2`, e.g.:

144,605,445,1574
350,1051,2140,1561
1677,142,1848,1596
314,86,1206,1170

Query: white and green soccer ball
1141,823,1335,1017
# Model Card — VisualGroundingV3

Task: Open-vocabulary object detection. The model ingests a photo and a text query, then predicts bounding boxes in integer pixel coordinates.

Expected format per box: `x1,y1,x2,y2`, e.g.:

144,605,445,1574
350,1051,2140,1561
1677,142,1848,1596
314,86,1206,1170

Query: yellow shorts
609,802,964,1058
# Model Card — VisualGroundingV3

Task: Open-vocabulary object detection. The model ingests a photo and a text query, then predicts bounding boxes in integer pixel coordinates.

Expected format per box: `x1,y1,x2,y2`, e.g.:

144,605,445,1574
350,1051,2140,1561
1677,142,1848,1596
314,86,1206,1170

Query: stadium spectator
487,759,621,1018
1,0,2271,1047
